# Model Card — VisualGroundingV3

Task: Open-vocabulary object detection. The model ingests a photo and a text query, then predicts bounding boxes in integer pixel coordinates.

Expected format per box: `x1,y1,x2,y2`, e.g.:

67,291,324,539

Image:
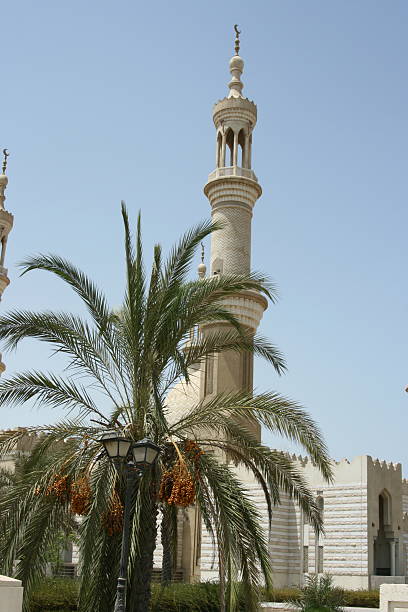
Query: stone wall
198,455,398,589
0,576,23,612
313,483,368,581
380,583,408,612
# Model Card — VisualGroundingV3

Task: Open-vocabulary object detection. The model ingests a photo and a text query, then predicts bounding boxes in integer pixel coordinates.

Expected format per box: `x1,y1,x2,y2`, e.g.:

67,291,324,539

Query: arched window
375,490,394,576
379,490,392,527
225,128,234,166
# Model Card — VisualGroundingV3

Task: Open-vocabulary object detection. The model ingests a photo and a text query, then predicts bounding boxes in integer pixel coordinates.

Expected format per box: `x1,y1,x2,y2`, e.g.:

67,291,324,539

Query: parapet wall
0,576,23,612
292,454,369,487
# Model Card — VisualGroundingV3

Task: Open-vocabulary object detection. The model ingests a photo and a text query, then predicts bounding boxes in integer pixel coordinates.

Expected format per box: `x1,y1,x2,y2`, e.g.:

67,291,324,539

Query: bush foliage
287,574,346,612
29,578,380,611
343,589,380,608
270,585,379,609
30,578,79,611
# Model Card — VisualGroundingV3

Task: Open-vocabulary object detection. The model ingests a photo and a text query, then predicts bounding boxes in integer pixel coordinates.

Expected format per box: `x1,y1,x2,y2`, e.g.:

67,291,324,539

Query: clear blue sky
1,1,407,468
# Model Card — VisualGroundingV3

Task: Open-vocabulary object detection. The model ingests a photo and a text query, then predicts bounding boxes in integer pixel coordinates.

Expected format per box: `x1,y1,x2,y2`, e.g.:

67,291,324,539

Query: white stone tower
0,149,14,374
202,27,267,441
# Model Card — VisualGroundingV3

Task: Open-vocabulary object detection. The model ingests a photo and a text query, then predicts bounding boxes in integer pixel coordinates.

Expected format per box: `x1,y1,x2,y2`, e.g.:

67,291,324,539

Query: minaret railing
208,166,257,181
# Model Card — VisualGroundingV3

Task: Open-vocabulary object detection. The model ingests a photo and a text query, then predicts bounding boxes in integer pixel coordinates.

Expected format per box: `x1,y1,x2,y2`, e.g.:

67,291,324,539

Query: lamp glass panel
132,445,146,465
145,446,159,464
104,439,119,458
118,440,131,458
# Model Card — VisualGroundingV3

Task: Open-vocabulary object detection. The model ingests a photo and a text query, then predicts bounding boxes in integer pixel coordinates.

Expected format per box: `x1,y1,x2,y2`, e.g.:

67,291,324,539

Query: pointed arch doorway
374,490,397,576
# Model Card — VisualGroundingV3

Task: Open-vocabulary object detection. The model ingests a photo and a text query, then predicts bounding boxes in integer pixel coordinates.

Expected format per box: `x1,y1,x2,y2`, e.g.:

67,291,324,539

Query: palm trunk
128,497,158,612
219,549,226,612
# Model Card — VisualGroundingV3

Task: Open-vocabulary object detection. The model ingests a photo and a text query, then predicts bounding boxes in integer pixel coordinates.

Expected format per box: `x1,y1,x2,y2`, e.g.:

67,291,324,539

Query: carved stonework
204,175,262,211
213,96,257,128
201,290,267,333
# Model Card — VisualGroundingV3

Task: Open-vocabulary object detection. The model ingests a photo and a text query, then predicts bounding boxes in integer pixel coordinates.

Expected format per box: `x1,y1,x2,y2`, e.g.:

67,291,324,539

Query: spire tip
234,24,241,56
198,242,206,278
2,150,9,175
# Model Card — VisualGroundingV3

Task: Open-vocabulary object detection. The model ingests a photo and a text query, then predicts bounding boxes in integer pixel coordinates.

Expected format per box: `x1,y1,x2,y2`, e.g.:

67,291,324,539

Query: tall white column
233,131,238,166
221,133,226,167
244,133,250,168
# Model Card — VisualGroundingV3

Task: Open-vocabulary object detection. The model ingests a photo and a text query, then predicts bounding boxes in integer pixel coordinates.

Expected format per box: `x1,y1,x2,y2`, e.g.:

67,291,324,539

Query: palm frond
161,220,218,291
197,453,272,611
0,371,109,422
19,253,112,336
171,390,333,483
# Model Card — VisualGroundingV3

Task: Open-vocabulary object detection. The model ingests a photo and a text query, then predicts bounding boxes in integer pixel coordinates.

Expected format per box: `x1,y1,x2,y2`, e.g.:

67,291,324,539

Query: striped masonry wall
200,484,302,582
201,480,368,582
402,491,408,515
312,484,368,576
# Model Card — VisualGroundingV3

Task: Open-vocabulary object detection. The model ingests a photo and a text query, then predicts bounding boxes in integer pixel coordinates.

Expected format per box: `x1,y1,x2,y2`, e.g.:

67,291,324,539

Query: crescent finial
234,24,241,55
2,149,9,175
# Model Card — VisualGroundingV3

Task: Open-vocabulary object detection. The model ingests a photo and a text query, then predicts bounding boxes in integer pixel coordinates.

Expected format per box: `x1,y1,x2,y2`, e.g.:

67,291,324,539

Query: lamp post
100,431,161,612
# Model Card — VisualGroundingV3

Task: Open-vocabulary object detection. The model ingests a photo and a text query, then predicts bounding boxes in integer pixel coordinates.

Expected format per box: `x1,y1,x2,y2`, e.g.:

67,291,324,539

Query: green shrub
289,574,346,612
343,589,379,608
28,578,380,611
151,582,221,611
30,580,223,612
267,582,379,610
30,578,79,611
268,587,302,602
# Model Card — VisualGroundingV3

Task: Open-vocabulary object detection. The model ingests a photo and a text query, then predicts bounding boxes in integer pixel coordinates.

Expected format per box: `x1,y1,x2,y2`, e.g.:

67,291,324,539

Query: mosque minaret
0,149,14,373
201,27,267,440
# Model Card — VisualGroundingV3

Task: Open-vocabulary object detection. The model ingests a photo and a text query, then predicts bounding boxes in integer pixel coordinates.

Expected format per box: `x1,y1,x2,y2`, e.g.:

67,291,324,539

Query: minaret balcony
207,166,258,182
200,290,268,333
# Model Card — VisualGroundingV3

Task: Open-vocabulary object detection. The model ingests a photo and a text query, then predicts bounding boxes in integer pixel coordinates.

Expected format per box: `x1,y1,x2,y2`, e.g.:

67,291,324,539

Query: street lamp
132,437,161,468
100,431,132,461
99,432,161,612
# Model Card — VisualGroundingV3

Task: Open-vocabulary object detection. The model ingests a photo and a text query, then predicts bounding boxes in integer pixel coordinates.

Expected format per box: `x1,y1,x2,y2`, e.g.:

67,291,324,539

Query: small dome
229,55,244,71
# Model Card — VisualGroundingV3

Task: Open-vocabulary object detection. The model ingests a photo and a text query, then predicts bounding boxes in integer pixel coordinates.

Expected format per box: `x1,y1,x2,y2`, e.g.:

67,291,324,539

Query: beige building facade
153,452,408,589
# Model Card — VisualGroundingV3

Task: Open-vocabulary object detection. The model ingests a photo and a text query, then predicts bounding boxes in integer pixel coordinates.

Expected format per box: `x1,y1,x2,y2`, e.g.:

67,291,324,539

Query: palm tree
0,435,77,582
0,204,333,612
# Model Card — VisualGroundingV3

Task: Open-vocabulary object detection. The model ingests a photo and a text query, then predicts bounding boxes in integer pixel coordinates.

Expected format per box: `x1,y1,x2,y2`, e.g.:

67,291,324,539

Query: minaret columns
204,98,262,279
